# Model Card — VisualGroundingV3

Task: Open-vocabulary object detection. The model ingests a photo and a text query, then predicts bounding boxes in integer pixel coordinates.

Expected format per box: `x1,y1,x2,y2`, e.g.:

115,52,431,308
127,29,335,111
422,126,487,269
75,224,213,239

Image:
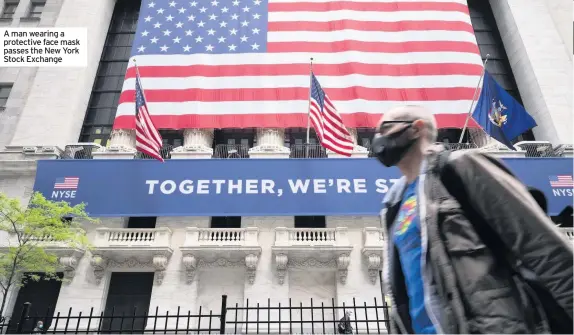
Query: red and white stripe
54,177,79,189
114,0,483,129
550,175,574,187
135,94,164,162
310,92,354,156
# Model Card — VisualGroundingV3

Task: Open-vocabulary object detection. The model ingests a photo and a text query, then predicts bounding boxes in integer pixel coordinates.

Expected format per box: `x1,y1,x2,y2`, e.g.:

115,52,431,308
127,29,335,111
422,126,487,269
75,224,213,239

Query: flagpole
458,54,490,143
133,57,164,156
306,57,313,158
133,58,148,103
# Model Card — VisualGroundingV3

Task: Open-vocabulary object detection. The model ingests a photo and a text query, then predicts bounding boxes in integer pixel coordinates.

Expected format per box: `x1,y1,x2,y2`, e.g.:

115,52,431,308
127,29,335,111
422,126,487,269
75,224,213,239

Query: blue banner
33,158,573,217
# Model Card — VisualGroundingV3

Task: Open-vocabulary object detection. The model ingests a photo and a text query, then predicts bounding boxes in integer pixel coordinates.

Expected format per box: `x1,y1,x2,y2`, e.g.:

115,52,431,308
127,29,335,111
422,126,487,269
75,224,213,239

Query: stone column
335,229,385,334
248,128,291,158
327,128,369,158
171,129,214,159
147,257,197,331
9,0,117,148
92,129,136,159
242,217,291,333
50,256,109,332
489,0,572,143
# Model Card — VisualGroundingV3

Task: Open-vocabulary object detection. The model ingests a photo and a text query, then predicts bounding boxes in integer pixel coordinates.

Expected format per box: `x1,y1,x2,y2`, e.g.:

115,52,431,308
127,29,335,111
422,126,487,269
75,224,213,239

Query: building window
294,216,326,228
0,84,13,111
285,128,319,146
79,0,140,144
0,1,18,19
214,129,254,147
159,130,183,147
26,0,44,19
127,217,157,229
211,216,241,228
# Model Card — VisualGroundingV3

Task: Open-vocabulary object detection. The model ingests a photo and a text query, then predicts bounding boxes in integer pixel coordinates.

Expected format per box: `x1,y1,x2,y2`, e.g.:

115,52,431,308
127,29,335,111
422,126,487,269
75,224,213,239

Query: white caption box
0,27,88,67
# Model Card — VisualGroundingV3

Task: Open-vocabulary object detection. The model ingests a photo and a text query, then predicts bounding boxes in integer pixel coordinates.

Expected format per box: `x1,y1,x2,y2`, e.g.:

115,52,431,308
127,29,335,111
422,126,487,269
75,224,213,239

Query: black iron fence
225,297,390,334
1,295,391,334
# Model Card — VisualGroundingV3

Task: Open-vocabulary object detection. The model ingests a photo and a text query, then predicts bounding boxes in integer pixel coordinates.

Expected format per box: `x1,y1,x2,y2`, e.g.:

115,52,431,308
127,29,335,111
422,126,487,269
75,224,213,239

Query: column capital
171,128,214,159
249,128,290,158
92,129,136,159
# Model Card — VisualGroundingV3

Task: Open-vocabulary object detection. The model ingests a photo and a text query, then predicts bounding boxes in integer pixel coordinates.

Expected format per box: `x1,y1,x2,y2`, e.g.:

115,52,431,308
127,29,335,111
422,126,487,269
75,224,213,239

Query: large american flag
114,0,483,129
135,69,165,162
309,73,353,156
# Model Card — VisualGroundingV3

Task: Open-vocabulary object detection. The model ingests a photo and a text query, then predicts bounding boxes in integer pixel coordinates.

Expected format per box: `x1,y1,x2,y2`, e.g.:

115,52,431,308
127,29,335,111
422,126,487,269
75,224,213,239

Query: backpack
432,149,567,333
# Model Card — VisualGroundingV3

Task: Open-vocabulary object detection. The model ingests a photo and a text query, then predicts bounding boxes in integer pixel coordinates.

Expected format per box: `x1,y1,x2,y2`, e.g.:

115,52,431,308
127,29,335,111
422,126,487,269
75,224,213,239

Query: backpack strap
435,149,452,176
434,149,517,183
429,149,454,202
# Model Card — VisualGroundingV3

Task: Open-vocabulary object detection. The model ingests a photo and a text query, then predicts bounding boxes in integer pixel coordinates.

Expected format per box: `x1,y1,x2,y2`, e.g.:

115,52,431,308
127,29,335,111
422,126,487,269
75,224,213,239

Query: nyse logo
549,175,574,197
51,177,79,199
552,189,573,197
51,190,77,199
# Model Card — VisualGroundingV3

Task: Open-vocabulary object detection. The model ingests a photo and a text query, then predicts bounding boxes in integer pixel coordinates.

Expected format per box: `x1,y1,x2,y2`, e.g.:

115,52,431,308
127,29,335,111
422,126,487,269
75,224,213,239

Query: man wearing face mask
373,105,573,334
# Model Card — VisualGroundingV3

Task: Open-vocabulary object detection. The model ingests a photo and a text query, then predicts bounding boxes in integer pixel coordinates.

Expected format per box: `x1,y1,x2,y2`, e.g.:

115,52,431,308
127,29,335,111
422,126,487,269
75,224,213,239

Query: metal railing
552,144,573,157
290,144,328,158
136,144,174,160
61,144,103,160
225,297,390,334
514,141,555,157
368,142,478,157
35,141,574,160
2,295,391,334
1,301,222,334
212,144,250,158
367,141,574,158
441,142,479,150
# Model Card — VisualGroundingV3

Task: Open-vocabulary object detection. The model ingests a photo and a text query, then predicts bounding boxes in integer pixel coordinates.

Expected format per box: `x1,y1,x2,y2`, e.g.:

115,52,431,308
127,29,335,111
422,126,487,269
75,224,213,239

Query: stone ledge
0,160,39,176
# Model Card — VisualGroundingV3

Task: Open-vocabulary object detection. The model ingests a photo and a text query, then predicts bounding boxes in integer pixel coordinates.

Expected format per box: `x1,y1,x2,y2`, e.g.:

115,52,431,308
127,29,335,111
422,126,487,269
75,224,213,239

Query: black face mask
371,126,418,167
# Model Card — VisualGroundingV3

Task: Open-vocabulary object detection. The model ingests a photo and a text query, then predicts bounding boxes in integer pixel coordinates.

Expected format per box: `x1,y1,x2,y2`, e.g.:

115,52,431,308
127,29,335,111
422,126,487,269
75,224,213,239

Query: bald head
378,105,438,142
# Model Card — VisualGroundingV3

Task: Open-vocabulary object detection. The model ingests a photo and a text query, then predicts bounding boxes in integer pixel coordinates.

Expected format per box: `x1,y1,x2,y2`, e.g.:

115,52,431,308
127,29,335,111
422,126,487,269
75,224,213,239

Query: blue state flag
472,70,537,149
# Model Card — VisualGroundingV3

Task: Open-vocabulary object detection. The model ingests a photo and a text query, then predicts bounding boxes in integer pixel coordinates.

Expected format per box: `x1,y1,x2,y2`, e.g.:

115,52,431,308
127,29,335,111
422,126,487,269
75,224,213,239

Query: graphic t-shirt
393,179,437,334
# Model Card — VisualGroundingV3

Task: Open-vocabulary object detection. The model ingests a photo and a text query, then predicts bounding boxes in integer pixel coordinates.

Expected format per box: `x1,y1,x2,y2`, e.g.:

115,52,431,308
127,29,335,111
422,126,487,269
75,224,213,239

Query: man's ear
411,119,425,137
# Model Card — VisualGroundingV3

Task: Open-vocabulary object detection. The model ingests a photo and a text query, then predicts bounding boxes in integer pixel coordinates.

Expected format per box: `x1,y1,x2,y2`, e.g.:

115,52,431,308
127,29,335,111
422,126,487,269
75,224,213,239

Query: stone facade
0,166,385,327
489,0,573,144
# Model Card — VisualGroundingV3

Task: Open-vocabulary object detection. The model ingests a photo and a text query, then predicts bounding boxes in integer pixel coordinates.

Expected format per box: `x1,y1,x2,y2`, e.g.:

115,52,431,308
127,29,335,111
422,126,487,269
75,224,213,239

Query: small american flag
135,67,164,162
309,73,353,156
54,177,79,190
549,175,574,188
